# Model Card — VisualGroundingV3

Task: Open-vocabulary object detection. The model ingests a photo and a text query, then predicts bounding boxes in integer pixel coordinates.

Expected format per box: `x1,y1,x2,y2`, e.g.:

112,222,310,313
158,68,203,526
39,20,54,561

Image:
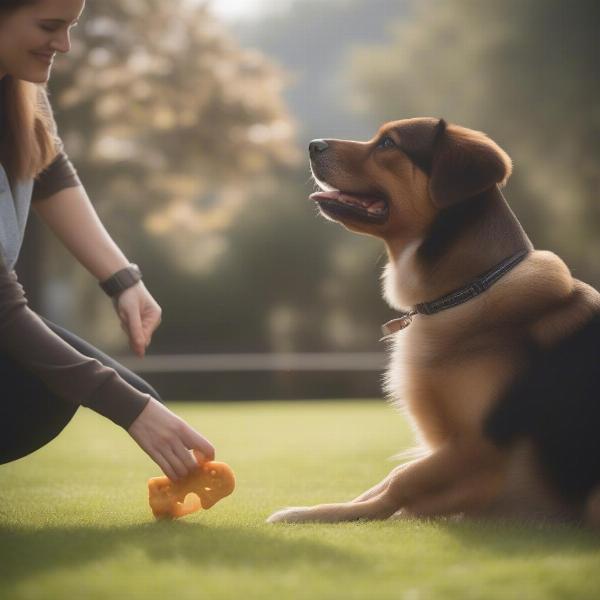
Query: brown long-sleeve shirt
0,152,150,429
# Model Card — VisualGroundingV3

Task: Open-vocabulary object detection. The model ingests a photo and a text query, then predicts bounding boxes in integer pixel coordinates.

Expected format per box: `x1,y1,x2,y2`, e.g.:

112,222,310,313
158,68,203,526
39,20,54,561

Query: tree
35,0,299,344
348,0,600,284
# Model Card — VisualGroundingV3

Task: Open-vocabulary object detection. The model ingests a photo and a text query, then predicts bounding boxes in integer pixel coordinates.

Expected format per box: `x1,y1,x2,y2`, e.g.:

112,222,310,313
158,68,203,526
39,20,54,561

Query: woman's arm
28,174,216,477
32,183,127,280
32,185,161,357
0,259,214,479
0,259,150,426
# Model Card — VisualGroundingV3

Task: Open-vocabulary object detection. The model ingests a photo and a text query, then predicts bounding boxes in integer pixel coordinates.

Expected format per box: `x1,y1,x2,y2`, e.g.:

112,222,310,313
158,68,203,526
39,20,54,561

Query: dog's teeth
368,200,386,214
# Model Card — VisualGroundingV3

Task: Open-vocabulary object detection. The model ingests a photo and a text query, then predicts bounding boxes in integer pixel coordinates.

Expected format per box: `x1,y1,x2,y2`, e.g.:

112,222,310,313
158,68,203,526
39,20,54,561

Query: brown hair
0,1,59,182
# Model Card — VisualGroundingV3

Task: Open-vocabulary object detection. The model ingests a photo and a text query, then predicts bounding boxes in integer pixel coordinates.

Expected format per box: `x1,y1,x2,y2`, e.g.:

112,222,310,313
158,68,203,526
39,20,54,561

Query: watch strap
99,264,142,298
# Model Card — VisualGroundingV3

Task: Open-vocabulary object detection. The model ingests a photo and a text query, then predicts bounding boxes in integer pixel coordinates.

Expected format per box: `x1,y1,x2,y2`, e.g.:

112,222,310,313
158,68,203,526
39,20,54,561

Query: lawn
1,400,599,600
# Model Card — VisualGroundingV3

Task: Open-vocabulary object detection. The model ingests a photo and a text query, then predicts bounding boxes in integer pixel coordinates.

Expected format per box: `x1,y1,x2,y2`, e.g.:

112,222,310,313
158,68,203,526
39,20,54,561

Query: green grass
1,400,599,600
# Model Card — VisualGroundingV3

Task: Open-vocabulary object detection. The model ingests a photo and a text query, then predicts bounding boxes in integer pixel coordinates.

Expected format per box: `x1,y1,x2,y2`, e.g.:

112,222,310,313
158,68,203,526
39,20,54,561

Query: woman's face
0,0,85,83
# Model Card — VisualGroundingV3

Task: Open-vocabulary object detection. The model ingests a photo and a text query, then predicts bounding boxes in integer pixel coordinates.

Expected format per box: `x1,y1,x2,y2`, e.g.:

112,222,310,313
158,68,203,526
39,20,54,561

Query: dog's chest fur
384,302,528,449
381,250,584,449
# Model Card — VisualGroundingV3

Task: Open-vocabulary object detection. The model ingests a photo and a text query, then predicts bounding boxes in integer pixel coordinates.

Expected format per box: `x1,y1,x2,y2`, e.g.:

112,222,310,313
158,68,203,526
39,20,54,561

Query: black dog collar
382,250,529,337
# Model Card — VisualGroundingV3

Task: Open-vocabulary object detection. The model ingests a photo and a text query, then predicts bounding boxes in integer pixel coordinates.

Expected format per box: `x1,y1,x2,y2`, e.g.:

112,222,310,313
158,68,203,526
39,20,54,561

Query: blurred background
18,0,600,400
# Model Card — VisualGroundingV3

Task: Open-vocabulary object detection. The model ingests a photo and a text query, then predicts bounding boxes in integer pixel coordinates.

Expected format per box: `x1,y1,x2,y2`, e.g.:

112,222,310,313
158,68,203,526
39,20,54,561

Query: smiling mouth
32,52,54,65
309,189,389,224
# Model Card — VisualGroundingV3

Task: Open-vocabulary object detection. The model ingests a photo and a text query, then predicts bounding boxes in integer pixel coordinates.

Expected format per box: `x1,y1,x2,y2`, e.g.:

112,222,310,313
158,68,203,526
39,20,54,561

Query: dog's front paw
266,507,313,524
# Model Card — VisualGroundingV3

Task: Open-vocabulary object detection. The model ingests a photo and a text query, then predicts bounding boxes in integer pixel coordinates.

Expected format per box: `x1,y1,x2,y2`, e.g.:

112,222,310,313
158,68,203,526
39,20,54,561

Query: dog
267,118,600,526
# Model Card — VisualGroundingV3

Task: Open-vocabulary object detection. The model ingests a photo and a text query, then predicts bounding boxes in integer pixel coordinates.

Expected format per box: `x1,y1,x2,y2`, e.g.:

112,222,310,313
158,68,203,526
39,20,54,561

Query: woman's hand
115,282,162,357
128,397,215,481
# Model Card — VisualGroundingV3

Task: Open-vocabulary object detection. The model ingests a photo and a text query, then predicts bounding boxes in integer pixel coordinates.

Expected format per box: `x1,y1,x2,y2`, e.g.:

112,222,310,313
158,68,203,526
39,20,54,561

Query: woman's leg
0,318,160,464
42,318,161,401
0,354,78,464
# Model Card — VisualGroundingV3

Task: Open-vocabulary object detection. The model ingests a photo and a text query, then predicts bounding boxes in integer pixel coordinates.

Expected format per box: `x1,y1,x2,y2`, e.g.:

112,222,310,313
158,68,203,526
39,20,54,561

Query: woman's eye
39,21,77,33
377,136,396,149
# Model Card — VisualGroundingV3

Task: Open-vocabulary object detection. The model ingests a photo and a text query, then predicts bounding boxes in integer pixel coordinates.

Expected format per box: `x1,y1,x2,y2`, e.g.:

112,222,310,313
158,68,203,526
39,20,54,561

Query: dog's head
309,118,512,243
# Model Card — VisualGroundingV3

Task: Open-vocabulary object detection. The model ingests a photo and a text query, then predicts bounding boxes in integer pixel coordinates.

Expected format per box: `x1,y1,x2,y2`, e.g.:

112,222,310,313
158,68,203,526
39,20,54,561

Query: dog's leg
266,495,399,524
393,471,502,519
351,464,408,502
267,444,498,523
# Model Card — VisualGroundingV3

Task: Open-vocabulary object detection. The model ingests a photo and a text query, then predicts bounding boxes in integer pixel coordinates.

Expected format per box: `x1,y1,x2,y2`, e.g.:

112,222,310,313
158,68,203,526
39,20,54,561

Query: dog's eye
377,136,396,149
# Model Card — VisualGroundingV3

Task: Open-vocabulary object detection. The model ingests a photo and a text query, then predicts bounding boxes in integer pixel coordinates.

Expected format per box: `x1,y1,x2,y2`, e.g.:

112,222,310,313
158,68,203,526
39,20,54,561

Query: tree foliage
349,0,600,283
48,0,298,255
36,0,318,347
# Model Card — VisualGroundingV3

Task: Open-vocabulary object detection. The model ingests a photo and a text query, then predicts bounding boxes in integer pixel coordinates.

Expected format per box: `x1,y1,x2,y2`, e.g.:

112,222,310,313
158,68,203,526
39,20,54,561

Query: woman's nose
50,31,71,53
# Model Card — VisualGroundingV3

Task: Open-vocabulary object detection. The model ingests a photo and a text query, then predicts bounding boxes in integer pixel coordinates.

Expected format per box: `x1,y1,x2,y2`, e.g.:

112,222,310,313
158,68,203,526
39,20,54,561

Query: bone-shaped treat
148,456,235,519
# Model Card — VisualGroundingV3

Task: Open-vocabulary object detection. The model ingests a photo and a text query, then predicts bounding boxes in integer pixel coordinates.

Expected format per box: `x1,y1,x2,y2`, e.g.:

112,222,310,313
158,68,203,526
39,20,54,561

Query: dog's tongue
310,190,386,215
309,191,341,201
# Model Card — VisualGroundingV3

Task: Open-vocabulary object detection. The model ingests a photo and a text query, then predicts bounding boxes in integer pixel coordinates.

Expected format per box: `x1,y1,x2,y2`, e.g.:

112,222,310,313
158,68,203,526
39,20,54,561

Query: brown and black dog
267,118,600,526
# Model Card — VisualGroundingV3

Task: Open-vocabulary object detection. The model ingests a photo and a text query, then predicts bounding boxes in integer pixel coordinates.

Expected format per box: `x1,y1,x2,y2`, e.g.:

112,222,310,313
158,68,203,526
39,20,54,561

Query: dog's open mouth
309,190,389,224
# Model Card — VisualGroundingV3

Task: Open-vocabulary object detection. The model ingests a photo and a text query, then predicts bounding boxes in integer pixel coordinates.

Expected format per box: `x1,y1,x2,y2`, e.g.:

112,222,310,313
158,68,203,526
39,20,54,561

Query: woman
0,0,215,481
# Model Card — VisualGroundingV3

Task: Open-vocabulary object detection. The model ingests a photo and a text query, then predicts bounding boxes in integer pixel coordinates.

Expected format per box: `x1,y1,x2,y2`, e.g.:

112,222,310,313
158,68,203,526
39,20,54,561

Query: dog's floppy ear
429,119,512,208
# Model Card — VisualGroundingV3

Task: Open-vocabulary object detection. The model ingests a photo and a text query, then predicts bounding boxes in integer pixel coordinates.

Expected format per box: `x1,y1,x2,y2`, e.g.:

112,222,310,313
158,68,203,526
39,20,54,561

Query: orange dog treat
148,455,235,519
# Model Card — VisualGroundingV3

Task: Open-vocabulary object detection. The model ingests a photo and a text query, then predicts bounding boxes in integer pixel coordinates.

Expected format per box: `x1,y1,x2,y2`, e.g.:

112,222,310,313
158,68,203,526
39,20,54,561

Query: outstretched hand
115,282,162,357
128,397,215,481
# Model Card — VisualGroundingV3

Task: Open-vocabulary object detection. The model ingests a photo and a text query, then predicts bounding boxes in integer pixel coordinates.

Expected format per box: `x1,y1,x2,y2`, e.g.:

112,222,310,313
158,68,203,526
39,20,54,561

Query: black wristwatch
99,264,142,298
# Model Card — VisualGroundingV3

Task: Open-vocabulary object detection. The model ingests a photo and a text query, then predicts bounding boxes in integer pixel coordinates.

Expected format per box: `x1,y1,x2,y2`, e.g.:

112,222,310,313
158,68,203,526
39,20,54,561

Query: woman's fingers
182,427,215,462
151,449,178,481
124,306,146,357
115,287,154,357
110,283,163,356
161,445,189,480
156,441,208,481
127,398,216,478
172,442,198,473
141,304,161,341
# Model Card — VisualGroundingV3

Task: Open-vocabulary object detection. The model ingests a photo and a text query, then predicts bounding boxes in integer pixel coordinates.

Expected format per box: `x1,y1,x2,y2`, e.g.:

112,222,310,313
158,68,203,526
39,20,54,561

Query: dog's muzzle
309,139,329,156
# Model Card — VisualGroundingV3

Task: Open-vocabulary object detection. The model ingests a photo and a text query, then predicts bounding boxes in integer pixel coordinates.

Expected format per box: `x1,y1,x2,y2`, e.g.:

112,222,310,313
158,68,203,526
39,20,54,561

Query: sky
205,0,296,21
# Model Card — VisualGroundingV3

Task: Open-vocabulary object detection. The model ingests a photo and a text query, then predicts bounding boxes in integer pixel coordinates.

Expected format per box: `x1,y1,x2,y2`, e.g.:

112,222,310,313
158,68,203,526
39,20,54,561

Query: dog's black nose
309,139,329,155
